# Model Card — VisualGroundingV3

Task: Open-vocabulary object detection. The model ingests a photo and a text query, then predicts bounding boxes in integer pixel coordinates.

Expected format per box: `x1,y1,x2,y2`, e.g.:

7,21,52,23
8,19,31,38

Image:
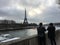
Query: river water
0,26,60,39
0,28,37,38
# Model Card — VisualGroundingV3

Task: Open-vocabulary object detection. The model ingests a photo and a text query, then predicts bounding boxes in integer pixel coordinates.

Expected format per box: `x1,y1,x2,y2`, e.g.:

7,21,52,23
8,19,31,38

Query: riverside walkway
0,28,60,45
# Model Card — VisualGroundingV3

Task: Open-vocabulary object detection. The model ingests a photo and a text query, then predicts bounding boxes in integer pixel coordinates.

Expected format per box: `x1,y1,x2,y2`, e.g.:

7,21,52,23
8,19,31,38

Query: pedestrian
37,23,46,45
47,23,56,45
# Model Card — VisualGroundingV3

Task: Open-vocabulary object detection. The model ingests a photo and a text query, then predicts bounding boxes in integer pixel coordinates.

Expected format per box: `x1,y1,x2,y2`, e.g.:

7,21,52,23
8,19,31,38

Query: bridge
0,29,60,45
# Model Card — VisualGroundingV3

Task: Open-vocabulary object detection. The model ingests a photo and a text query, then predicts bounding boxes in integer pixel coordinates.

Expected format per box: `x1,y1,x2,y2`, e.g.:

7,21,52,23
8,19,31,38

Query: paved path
46,30,60,45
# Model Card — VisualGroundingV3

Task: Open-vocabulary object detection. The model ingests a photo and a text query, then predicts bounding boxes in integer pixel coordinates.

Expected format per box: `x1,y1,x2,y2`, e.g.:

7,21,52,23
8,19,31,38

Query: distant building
0,20,16,24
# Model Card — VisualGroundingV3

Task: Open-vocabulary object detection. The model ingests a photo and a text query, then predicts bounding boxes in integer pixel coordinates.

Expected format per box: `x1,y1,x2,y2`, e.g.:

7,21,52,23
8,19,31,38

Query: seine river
0,28,37,38
0,26,60,39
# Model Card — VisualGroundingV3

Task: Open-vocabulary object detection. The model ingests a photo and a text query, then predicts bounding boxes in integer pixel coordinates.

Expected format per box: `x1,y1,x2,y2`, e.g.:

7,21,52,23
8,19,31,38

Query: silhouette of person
37,23,46,45
47,23,56,45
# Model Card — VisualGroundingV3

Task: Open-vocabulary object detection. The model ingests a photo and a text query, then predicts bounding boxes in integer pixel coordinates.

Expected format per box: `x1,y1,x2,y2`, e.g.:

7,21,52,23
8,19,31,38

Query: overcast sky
0,0,60,24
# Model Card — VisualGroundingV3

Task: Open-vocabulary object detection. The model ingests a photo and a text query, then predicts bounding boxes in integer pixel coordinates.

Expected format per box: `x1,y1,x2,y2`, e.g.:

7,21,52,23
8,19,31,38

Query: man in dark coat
37,23,46,45
47,23,56,45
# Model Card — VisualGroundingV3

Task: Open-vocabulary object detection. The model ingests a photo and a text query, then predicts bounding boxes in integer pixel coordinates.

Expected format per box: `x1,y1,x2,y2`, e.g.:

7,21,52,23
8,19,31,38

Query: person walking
47,23,56,45
37,23,46,45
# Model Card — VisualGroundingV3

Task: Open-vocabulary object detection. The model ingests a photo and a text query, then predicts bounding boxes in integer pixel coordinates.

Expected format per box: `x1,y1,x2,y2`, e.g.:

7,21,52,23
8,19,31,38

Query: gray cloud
37,6,60,23
0,0,11,7
0,0,60,24
27,5,60,23
0,8,25,22
20,0,41,7
0,0,41,8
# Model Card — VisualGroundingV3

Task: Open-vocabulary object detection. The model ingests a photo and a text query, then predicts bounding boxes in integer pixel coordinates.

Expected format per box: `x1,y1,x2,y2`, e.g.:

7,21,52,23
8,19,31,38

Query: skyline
0,0,60,24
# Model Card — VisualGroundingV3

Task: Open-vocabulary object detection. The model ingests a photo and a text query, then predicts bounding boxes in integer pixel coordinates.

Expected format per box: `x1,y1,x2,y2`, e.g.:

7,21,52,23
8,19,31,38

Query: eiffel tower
23,9,28,24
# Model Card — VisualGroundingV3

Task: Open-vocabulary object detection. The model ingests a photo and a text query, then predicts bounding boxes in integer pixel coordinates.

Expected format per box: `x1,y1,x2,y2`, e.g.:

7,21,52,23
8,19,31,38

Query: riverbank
0,26,36,31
